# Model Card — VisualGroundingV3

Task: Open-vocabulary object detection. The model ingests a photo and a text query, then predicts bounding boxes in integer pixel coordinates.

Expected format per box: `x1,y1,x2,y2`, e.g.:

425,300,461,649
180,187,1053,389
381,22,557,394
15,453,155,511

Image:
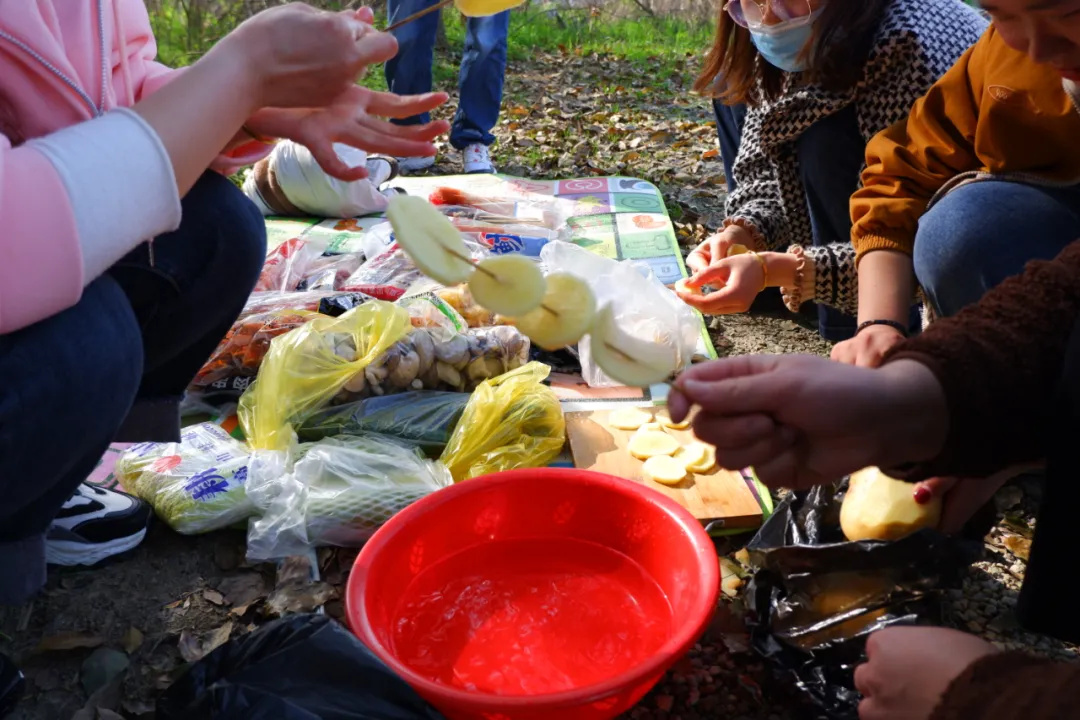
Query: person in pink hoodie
0,0,450,608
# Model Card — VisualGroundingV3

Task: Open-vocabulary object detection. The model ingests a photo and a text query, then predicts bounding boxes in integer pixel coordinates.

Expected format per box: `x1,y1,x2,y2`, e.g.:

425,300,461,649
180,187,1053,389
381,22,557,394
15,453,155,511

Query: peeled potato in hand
839,467,942,542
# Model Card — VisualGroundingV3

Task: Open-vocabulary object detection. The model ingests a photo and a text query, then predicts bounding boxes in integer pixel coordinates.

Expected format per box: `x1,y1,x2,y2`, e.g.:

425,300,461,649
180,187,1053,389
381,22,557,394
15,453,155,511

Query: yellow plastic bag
238,301,412,450
439,361,566,482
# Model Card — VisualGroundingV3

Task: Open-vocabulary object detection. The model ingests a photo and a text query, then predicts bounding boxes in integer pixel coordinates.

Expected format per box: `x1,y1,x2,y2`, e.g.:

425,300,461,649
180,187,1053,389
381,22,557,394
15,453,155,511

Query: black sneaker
0,653,23,718
45,484,152,567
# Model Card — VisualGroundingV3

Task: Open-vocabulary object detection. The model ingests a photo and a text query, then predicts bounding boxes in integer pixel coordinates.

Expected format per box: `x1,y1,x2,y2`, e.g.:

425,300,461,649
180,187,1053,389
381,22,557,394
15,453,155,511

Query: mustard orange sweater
851,26,1080,262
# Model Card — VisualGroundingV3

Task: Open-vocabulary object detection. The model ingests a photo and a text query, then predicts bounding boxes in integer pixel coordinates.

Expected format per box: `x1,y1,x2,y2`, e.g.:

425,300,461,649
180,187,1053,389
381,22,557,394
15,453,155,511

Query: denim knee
185,172,267,299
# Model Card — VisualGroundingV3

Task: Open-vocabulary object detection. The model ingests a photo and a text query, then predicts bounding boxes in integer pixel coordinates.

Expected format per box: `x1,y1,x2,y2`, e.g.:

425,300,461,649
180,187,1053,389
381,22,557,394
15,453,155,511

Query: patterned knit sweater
723,0,988,315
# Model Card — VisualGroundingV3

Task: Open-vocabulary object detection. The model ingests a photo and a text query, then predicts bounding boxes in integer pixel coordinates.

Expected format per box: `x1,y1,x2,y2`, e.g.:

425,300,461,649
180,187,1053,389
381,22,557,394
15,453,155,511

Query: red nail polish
913,486,931,505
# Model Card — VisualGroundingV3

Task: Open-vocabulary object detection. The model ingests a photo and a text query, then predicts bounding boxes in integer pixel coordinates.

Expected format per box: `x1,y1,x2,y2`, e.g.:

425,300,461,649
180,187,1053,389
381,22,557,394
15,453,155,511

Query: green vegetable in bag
296,390,470,455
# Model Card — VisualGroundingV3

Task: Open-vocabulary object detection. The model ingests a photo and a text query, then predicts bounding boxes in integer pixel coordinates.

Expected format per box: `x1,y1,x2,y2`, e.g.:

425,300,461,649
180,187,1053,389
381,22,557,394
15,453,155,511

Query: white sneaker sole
45,528,147,567
398,156,436,174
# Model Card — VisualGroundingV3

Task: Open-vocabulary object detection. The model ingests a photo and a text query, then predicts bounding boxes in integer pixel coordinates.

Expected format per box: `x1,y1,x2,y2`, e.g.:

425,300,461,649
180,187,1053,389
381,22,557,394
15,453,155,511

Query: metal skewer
443,246,559,316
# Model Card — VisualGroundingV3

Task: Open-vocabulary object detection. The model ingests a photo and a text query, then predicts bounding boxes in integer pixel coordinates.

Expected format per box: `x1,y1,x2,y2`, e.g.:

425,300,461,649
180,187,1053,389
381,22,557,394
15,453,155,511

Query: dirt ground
2,50,1074,720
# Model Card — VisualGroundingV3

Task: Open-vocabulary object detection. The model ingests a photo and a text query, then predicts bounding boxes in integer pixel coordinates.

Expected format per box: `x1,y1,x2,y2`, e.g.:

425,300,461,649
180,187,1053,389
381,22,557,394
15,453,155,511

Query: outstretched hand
261,86,451,181
667,355,949,490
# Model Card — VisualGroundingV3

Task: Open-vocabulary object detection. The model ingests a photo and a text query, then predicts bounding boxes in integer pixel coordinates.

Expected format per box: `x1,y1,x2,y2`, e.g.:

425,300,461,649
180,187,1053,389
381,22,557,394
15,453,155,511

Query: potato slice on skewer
589,305,678,388
386,195,475,285
643,455,688,486
468,255,547,318
513,273,596,351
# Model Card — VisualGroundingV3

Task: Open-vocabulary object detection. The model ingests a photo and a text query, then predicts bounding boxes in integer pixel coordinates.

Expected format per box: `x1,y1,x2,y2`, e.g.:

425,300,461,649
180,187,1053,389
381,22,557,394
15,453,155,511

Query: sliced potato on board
628,431,681,460
643,455,688,486
609,407,653,431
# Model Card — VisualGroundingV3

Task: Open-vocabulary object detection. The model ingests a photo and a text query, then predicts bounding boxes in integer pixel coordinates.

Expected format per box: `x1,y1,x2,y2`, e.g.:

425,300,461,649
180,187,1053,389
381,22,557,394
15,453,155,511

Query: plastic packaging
297,253,364,292
298,391,471,455
340,244,425,301
540,241,699,387
254,238,326,293
341,239,490,302
157,614,446,720
439,361,565,482
744,482,985,718
331,325,530,403
246,435,453,561
115,423,254,535
433,284,496,328
238,302,413,451
192,309,320,388
239,290,371,321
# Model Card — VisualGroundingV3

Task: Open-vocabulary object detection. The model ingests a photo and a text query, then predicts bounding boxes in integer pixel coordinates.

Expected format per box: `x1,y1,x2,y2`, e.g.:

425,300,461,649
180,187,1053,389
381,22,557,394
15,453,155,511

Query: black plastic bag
158,614,445,720
744,482,986,719
297,391,470,456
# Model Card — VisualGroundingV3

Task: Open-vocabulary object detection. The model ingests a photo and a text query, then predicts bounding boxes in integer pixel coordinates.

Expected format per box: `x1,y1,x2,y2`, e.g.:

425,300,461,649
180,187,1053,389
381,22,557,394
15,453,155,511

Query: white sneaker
397,155,436,174
463,144,495,174
46,484,152,566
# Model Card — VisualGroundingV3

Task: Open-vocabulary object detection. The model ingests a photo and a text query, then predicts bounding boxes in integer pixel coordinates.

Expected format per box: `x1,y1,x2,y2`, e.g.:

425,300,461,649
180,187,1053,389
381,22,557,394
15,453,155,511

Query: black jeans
0,172,266,604
712,99,863,341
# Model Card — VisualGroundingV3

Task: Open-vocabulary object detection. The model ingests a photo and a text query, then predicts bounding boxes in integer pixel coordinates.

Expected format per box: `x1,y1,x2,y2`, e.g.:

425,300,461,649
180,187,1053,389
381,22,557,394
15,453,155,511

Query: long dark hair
694,0,892,105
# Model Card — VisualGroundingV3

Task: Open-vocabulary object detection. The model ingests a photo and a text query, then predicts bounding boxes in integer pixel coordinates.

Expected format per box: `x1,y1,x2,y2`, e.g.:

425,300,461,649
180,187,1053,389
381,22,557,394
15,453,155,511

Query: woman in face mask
677,0,986,342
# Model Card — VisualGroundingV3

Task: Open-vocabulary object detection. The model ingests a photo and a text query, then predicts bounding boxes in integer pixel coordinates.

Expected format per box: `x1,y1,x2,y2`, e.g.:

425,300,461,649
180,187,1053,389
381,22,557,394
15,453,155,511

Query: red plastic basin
346,468,720,720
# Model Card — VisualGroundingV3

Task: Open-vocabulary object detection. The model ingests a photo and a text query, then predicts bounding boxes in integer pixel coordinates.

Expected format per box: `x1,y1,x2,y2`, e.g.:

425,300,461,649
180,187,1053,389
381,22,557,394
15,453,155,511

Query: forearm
883,241,1080,478
931,652,1080,720
765,244,858,316
131,43,259,195
856,249,915,325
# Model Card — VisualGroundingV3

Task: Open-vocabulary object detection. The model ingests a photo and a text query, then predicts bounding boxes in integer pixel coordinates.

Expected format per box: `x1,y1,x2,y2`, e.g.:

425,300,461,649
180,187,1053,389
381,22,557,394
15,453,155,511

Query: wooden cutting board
564,409,764,530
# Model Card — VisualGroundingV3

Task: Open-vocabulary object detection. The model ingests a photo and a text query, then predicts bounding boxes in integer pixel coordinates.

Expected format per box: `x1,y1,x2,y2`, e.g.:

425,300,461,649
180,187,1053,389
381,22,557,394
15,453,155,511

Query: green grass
150,2,711,81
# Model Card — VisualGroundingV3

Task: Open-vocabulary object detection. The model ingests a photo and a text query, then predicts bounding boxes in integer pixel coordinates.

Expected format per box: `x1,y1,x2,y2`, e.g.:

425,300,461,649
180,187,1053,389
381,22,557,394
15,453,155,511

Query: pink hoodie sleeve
0,136,83,334
118,0,272,175
1,109,183,335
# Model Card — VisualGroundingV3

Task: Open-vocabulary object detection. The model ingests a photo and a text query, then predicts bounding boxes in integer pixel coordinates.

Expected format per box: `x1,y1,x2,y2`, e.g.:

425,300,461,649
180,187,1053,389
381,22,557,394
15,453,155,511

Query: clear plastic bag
192,309,321,388
329,325,530,403
254,238,326,293
439,361,565,482
238,290,371,321
238,302,413,451
246,436,453,561
297,253,364,292
297,391,471,456
540,240,700,387
115,423,254,534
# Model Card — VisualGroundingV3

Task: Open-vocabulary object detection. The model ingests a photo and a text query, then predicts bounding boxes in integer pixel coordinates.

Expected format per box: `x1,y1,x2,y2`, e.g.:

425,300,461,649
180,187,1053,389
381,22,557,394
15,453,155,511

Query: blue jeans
0,172,266,603
385,0,510,150
914,180,1080,317
713,100,863,341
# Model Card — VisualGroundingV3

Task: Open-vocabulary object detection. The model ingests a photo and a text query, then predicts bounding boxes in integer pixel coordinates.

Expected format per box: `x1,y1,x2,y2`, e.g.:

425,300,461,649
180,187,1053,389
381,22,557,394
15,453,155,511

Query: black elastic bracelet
855,319,909,337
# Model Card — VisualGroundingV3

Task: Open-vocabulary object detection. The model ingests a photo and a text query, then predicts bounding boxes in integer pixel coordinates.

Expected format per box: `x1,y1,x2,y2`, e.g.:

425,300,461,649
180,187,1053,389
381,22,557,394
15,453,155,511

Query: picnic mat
264,173,716,409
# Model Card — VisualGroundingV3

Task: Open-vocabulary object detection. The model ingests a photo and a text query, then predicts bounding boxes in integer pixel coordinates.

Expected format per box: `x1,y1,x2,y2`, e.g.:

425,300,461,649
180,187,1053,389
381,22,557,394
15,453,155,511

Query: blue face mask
749,8,823,73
